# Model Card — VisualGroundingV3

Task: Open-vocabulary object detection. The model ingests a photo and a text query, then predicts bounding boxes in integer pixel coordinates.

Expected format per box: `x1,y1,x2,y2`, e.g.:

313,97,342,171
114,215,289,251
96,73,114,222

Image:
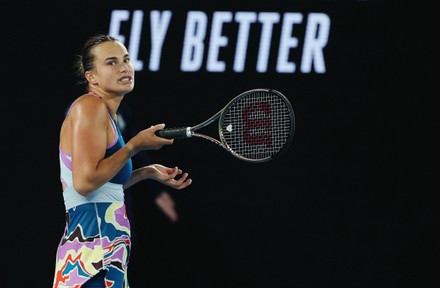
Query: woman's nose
120,62,129,71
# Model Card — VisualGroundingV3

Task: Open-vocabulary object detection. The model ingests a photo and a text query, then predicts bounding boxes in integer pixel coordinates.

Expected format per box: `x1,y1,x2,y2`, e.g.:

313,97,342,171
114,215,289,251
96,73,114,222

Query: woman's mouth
119,76,133,84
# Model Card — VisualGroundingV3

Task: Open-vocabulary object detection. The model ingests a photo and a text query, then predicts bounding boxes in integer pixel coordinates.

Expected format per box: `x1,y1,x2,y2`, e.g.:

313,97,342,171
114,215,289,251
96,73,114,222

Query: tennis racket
156,88,295,162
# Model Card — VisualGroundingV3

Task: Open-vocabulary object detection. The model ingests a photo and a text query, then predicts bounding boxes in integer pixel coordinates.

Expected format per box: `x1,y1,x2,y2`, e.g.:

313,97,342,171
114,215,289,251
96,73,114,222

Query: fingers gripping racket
156,88,295,162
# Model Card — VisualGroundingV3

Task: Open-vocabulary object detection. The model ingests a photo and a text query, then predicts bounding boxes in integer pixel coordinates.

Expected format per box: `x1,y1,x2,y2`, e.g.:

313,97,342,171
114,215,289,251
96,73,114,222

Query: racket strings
221,91,294,161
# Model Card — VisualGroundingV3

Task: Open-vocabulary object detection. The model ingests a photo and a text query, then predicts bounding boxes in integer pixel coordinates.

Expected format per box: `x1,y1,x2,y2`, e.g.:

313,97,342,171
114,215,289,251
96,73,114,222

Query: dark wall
4,1,428,287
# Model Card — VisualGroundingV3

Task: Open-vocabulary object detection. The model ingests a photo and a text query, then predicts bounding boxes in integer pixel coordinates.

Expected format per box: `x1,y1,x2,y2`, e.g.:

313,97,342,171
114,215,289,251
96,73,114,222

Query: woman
52,34,192,288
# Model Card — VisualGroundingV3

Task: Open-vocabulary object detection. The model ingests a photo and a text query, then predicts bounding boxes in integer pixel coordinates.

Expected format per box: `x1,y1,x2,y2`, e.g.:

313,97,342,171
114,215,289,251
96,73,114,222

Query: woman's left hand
149,164,192,190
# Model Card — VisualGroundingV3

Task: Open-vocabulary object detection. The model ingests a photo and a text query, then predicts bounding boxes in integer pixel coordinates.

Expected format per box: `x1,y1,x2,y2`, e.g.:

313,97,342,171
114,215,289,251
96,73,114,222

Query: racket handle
155,127,192,139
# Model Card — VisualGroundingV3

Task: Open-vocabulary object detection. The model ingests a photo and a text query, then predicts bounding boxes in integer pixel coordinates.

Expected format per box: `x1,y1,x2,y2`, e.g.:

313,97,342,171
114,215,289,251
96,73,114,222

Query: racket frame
156,88,295,162
217,88,295,162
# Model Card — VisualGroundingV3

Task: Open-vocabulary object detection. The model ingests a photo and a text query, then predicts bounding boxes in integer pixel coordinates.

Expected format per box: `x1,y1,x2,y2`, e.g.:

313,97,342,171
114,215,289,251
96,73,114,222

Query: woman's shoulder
68,93,108,117
72,93,106,108
75,92,104,104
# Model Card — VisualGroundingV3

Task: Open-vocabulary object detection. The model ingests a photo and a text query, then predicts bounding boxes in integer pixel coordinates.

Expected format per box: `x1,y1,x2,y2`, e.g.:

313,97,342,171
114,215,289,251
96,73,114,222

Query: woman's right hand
130,123,174,151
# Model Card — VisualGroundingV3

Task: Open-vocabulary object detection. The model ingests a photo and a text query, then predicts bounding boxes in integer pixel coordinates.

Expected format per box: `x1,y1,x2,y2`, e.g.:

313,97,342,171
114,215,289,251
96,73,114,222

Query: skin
59,40,192,195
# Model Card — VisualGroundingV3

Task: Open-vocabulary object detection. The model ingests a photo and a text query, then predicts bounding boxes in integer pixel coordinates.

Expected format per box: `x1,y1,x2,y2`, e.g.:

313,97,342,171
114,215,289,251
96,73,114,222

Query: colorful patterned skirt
53,202,131,288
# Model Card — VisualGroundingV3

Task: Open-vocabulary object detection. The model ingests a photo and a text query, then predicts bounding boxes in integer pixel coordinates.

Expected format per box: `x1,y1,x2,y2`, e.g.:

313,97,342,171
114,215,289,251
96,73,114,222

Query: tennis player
52,34,192,288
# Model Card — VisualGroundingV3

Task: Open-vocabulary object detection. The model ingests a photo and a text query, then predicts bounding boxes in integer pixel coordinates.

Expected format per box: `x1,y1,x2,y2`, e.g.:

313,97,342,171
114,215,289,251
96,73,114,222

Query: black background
3,1,435,287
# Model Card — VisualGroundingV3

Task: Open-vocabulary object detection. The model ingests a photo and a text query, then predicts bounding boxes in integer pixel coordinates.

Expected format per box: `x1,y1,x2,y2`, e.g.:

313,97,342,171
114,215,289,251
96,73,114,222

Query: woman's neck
88,90,124,121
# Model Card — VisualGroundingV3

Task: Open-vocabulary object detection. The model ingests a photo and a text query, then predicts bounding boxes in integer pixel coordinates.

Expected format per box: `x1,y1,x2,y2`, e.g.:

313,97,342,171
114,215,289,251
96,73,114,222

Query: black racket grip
155,127,192,139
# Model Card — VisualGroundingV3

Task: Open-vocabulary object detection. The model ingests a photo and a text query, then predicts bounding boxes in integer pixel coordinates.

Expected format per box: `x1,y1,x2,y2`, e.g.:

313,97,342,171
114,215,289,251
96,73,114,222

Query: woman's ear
85,71,98,85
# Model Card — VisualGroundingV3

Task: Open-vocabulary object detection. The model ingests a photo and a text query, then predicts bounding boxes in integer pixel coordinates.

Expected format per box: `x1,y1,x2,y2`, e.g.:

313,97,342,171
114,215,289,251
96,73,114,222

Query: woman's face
89,41,135,96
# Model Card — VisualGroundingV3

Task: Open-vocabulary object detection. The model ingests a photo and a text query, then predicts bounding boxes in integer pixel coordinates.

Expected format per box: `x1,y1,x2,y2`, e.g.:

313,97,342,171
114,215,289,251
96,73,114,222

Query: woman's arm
68,96,173,195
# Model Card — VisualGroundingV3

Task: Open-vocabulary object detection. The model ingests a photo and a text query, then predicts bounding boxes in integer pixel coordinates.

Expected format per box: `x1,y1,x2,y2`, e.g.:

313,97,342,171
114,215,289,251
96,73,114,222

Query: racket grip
155,127,192,139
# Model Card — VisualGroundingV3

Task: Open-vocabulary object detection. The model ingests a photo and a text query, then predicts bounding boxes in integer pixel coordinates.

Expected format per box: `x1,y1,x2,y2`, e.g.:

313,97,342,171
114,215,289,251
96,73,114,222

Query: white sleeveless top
59,149,124,210
59,94,126,211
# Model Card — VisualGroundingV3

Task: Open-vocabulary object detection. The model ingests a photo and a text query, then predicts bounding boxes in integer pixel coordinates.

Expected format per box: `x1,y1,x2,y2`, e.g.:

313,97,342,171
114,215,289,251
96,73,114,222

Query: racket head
218,88,295,162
